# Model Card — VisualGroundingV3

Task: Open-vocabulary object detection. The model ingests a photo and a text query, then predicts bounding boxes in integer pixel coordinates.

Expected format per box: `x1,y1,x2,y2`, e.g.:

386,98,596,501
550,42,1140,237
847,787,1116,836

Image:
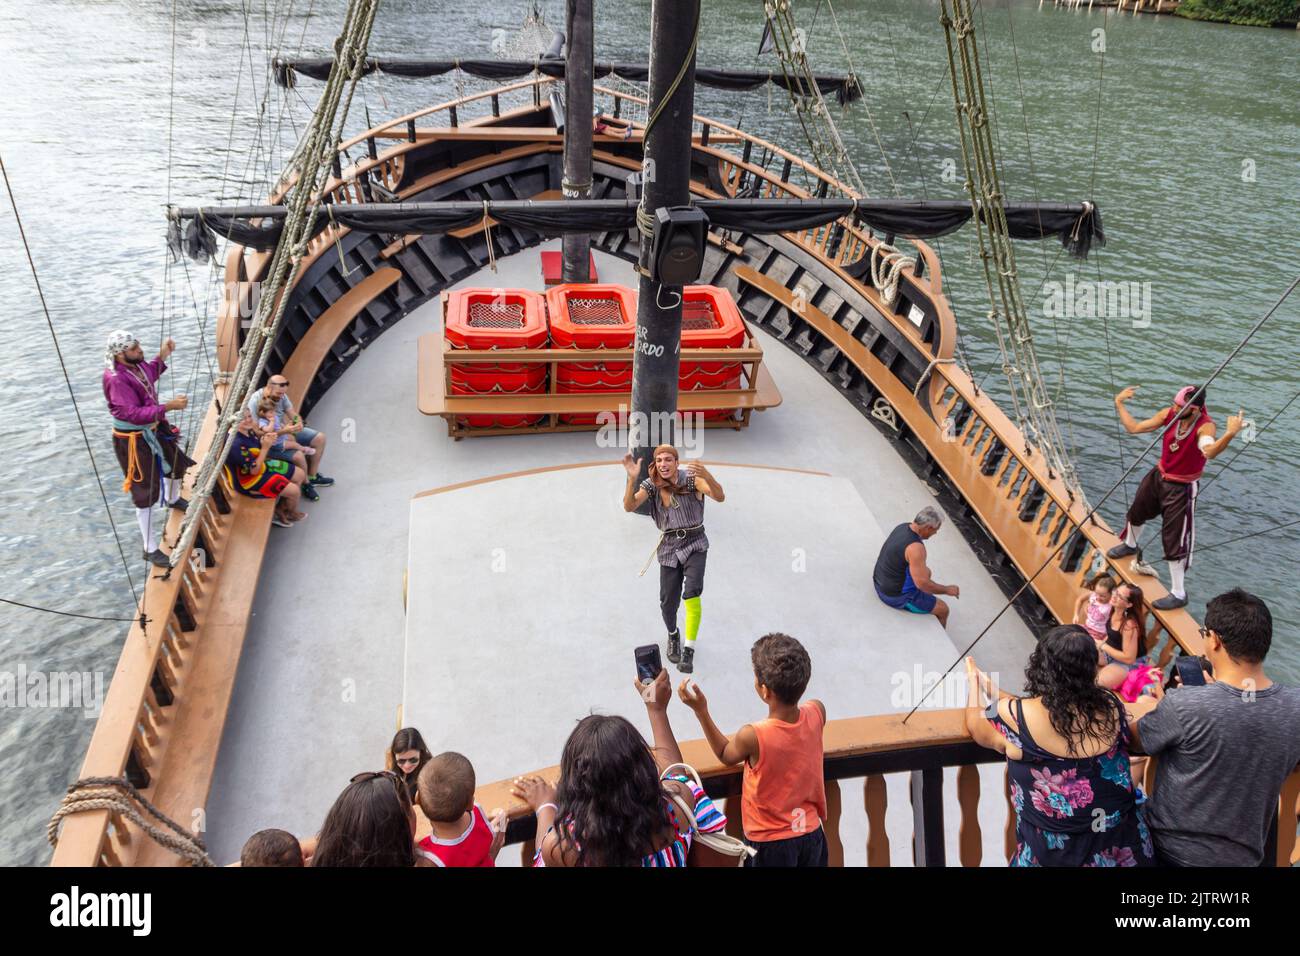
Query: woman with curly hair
965,625,1154,867
511,668,727,866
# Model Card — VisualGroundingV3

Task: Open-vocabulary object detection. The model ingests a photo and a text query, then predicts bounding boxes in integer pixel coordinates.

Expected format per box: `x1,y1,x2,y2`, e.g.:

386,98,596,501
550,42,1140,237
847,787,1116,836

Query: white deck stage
403,462,1004,865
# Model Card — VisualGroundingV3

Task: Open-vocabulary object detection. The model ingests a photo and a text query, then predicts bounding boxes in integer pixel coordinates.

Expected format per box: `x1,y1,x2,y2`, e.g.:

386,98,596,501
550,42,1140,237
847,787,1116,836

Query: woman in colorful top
965,625,1155,867
1073,571,1116,645
1097,582,1150,690
512,668,726,866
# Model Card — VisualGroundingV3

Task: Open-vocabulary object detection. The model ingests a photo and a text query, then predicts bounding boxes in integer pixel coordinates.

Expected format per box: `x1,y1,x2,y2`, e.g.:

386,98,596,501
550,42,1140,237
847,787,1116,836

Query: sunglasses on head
269,379,289,386
350,770,409,804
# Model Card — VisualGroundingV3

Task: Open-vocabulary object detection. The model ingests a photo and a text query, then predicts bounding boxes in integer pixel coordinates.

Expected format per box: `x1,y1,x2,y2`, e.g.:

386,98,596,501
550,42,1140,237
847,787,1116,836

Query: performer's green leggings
660,550,706,643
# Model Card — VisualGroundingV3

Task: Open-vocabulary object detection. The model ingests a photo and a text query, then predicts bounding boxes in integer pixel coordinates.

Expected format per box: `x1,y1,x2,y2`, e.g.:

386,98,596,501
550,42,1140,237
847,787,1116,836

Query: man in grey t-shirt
1130,588,1300,866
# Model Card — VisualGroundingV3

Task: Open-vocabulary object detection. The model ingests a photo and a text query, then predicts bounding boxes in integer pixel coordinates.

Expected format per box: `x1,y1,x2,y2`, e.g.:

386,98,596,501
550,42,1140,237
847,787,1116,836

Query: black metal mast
628,0,699,465
561,0,594,282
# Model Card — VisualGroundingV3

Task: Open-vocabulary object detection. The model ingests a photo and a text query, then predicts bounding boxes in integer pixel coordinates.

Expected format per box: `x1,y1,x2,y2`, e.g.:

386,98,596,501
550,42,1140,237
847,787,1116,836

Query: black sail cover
272,57,862,105
167,198,1104,262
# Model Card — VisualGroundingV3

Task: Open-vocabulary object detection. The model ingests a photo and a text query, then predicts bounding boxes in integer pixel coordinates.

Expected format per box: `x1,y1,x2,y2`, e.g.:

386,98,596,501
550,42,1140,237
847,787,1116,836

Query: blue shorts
875,572,937,615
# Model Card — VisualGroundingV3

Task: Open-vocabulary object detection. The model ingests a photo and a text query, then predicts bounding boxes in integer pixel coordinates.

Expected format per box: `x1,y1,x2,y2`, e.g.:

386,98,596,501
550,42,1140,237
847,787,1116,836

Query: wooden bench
129,269,403,863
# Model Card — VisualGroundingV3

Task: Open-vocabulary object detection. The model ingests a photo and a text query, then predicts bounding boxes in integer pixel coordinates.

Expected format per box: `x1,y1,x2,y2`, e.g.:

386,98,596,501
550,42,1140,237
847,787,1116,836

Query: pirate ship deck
47,2,1300,867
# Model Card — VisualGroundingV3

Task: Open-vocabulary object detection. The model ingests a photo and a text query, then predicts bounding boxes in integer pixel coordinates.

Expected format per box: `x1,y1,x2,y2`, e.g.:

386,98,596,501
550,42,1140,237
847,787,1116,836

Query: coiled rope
869,242,916,308
48,776,214,867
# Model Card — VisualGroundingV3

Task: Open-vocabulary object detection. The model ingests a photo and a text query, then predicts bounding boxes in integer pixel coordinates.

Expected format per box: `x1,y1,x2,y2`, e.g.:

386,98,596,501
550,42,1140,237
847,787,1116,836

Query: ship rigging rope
0,152,144,613
903,271,1300,722
168,0,381,574
823,0,899,197
991,0,1082,473
48,777,214,867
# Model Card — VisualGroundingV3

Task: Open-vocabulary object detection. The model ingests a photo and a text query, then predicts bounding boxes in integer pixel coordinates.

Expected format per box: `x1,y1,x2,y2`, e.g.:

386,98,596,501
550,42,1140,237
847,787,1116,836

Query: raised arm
964,658,1008,755
686,462,724,502
1198,412,1243,460
1114,386,1167,435
677,680,757,766
637,670,684,770
622,454,649,512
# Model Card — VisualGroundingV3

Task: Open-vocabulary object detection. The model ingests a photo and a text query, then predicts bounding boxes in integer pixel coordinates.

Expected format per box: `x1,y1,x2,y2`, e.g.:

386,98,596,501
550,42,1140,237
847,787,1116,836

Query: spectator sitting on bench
246,374,333,500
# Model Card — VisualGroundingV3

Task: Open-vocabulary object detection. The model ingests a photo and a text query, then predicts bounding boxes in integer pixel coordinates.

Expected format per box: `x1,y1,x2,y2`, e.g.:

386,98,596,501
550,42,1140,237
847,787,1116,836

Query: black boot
1107,542,1138,559
666,631,682,664
142,548,169,568
678,645,695,674
1152,593,1188,611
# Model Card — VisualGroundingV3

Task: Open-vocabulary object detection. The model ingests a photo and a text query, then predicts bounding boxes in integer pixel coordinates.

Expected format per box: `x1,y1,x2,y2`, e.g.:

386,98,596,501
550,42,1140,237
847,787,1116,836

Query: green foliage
1176,0,1300,26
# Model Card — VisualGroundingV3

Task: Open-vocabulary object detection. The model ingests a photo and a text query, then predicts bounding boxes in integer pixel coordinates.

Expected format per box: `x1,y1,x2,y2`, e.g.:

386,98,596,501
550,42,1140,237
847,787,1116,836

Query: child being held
416,752,505,867
678,632,828,866
1074,571,1116,648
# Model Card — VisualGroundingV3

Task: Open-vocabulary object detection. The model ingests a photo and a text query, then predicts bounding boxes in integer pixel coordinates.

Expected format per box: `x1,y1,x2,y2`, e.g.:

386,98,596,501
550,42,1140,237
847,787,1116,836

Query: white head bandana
105,330,138,369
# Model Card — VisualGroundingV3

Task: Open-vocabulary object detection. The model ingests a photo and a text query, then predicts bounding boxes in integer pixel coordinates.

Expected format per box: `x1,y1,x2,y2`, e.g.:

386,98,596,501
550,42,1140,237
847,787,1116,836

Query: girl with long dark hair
310,771,424,867
511,669,726,866
1097,583,1150,689
386,727,433,802
965,625,1154,867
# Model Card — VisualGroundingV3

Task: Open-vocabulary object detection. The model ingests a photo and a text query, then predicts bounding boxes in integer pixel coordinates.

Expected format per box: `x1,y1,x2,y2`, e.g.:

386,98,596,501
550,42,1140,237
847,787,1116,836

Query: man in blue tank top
872,506,960,628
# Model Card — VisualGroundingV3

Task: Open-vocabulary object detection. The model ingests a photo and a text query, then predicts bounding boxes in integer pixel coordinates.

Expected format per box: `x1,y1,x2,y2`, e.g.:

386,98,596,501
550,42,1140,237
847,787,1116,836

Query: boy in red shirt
678,632,828,866
416,752,505,867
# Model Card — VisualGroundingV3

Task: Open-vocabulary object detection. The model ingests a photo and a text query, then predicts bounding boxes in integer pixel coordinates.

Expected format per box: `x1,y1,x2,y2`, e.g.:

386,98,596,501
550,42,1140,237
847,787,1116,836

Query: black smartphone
1174,655,1207,687
635,644,662,685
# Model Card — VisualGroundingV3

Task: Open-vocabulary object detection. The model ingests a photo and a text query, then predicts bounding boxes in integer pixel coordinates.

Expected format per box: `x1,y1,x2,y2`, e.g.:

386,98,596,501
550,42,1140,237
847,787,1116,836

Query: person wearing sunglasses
1127,588,1300,867
386,727,433,803
246,374,334,499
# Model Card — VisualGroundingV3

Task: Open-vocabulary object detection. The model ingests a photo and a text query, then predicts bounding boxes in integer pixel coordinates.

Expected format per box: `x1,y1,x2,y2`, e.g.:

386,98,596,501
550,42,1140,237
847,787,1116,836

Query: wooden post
629,0,699,469
956,764,983,866
864,774,890,866
823,778,845,866
910,767,946,866
562,0,594,282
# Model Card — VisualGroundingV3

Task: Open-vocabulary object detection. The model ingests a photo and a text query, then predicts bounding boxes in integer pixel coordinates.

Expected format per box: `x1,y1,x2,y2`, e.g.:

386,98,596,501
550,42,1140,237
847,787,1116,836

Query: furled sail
272,57,863,106
168,198,1103,259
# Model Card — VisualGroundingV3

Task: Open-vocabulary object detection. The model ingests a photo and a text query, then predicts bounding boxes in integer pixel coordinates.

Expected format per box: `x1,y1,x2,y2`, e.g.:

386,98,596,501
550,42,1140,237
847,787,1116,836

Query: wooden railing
471,708,1300,867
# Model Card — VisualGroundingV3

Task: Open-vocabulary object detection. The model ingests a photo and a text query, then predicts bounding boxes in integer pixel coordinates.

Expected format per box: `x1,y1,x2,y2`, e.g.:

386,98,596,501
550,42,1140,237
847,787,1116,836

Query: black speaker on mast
649,206,709,285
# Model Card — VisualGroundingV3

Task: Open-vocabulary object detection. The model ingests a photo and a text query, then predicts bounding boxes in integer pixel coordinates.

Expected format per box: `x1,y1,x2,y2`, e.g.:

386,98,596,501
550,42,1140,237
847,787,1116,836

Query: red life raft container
680,285,745,420
443,288,548,428
546,283,637,424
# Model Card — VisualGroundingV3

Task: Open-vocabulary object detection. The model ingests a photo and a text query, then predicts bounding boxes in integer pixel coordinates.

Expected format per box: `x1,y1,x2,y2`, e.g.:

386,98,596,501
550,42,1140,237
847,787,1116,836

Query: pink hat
1174,385,1200,407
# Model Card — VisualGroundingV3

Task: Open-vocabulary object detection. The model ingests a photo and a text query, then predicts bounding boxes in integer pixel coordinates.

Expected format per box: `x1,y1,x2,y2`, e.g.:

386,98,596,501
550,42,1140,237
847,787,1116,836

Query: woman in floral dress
965,625,1154,867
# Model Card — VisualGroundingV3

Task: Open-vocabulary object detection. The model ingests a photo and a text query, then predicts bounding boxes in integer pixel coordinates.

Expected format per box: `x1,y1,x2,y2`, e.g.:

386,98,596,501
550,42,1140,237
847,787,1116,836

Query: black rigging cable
903,271,1300,721
0,152,144,612
0,596,143,624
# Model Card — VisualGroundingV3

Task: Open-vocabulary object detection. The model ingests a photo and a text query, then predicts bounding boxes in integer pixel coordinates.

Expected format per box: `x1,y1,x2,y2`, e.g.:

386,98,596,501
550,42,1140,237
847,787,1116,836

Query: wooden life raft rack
417,288,783,439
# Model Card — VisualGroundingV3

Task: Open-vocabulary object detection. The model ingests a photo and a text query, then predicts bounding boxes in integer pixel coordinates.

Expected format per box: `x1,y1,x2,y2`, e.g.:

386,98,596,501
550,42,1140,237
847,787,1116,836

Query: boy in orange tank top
678,633,828,866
